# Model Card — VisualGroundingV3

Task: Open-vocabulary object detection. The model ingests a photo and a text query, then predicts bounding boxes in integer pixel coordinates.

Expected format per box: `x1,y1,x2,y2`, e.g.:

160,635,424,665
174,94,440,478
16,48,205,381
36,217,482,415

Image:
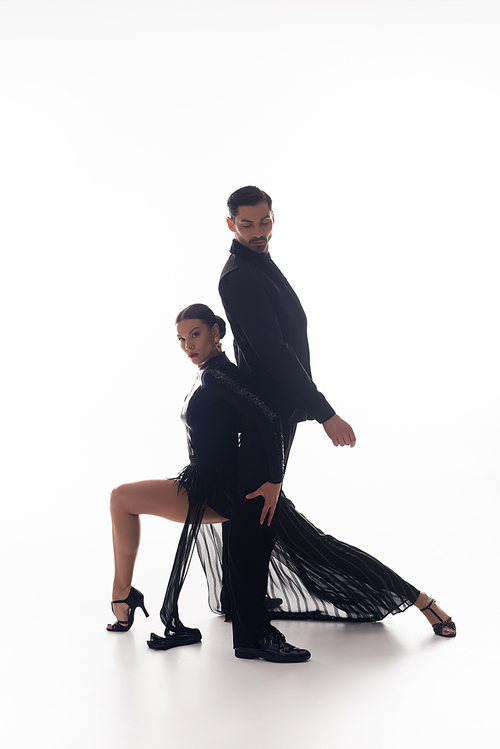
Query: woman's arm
203,366,285,486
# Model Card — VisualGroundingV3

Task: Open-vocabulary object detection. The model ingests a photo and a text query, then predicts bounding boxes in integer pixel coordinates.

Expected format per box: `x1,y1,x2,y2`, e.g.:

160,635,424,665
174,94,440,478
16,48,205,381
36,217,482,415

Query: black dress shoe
235,629,311,663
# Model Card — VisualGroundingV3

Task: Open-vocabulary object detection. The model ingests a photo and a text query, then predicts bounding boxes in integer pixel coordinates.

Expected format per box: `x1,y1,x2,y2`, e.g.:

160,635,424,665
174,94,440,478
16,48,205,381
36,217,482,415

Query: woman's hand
246,482,282,527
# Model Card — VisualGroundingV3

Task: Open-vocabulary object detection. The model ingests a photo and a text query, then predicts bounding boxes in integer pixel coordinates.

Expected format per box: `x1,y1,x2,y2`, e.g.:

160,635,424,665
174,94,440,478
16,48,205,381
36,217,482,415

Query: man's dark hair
227,186,272,219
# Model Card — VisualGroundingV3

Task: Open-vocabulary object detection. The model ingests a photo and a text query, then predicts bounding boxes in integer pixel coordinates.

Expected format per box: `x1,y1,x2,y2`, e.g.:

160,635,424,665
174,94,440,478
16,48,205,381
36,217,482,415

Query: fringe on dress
147,461,235,650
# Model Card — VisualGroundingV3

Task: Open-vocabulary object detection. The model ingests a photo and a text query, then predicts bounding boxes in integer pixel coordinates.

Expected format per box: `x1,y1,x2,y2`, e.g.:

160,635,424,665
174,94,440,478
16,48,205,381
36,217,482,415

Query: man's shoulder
219,253,270,289
220,252,266,280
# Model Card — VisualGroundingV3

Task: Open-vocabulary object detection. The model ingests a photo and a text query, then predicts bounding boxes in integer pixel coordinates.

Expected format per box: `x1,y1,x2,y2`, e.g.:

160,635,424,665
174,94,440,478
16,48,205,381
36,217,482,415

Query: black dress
148,353,419,651
148,352,284,649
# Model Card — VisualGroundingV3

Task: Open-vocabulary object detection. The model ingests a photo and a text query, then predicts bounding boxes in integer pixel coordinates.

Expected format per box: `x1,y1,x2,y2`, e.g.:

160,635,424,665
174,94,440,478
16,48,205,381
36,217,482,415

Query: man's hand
246,482,282,526
322,414,356,447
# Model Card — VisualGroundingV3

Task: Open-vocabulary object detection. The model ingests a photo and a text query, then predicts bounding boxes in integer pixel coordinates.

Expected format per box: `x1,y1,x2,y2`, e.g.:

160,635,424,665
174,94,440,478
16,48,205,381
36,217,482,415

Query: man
219,185,356,662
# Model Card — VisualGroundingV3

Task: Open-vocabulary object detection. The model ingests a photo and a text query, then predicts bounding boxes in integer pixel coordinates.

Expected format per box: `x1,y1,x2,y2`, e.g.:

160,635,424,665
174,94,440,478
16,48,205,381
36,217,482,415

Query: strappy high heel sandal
419,598,456,638
107,586,149,632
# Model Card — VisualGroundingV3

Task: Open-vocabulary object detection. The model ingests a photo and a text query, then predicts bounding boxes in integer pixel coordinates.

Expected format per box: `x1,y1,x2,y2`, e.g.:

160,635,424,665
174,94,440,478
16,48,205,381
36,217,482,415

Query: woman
108,304,286,650
107,304,456,655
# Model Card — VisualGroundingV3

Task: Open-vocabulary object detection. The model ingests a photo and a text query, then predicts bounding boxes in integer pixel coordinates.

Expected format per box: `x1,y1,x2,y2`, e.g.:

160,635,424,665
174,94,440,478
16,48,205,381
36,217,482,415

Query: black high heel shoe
107,586,149,632
419,598,456,638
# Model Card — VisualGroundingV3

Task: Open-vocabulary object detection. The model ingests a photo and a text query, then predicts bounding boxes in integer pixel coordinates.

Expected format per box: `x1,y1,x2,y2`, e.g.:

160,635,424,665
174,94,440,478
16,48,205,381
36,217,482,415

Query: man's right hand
322,414,356,447
246,481,282,527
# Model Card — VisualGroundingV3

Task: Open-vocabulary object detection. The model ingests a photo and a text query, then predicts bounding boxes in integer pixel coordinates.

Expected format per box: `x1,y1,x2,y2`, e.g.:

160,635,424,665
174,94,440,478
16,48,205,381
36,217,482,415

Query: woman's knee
109,484,130,514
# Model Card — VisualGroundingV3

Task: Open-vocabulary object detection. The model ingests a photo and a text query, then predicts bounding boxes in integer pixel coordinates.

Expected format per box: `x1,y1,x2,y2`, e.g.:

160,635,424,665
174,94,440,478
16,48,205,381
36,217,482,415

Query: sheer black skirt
148,463,419,650
198,493,419,623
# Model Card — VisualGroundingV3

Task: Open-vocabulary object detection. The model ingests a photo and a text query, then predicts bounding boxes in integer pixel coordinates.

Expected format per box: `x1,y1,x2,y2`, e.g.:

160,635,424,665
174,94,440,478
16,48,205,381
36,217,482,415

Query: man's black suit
220,239,335,427
219,240,335,647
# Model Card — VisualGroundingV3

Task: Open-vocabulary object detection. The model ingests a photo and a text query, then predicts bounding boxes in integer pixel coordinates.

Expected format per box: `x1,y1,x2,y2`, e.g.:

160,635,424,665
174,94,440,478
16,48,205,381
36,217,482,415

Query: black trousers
225,420,297,648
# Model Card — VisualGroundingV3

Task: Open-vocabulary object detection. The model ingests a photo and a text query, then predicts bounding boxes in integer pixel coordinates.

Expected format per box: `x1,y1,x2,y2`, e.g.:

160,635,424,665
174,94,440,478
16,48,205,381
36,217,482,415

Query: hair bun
215,315,226,339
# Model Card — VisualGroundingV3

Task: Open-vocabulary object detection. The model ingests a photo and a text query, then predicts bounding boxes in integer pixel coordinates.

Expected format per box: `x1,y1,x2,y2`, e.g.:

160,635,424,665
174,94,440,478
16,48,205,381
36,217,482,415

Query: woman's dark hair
227,185,272,219
175,303,226,339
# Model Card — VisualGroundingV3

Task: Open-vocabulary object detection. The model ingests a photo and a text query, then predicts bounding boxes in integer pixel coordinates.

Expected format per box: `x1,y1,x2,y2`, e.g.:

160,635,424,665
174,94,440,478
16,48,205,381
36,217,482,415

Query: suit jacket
219,239,335,426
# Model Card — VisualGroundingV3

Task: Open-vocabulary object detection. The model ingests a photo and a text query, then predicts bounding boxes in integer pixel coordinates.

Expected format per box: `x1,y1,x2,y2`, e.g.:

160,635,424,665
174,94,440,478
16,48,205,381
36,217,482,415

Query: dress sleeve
219,268,335,424
203,367,284,484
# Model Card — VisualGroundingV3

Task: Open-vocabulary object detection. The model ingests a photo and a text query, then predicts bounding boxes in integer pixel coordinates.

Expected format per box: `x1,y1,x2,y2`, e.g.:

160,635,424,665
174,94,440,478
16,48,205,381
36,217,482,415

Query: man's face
226,201,274,254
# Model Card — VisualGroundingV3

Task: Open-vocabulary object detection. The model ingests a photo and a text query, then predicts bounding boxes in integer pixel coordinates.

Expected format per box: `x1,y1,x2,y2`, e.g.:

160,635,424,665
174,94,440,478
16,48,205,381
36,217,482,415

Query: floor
3,477,496,749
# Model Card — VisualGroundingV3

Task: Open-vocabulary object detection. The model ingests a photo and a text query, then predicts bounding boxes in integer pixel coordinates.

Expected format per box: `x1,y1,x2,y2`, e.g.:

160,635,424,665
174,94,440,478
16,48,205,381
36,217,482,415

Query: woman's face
176,318,220,366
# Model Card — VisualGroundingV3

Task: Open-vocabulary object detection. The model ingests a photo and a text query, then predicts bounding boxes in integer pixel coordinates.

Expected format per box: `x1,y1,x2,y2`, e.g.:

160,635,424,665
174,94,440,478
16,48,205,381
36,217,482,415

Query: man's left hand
322,414,356,447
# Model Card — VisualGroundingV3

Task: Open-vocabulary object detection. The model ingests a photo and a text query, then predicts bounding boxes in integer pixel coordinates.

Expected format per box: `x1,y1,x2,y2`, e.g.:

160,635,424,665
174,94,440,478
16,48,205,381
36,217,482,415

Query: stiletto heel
419,598,456,638
107,586,149,632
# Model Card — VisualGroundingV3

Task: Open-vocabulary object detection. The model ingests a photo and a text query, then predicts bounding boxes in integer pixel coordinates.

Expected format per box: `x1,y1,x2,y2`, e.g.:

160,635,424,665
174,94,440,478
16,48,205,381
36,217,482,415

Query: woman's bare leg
108,479,227,629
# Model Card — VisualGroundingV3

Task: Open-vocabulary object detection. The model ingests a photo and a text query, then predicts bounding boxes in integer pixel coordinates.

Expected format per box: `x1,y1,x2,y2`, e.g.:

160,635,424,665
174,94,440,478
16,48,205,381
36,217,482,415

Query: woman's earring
214,337,222,352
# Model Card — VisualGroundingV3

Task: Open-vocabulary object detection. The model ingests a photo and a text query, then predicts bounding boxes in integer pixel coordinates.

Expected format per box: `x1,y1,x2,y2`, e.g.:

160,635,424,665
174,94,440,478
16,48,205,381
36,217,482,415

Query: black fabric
149,353,285,649
199,493,420,624
179,354,284,490
226,421,297,647
199,417,419,640
219,240,336,426
149,352,419,652
214,238,418,646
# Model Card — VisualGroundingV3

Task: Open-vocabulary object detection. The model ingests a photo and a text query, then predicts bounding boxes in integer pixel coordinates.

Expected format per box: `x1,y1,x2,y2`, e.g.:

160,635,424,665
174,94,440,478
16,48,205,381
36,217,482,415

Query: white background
1,1,498,747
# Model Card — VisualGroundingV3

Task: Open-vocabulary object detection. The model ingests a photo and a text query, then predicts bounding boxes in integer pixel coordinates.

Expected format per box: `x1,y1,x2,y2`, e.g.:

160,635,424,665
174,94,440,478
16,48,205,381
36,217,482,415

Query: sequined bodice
181,353,284,483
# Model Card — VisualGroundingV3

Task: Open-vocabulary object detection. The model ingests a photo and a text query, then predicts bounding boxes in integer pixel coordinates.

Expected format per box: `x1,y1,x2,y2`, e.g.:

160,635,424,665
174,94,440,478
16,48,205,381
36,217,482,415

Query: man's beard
247,237,268,253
